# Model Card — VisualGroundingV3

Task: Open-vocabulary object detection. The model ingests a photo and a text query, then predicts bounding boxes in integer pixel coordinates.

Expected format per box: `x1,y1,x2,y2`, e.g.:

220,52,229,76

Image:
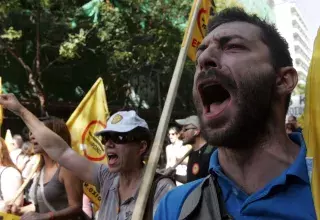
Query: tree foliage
0,0,198,115
1,0,247,115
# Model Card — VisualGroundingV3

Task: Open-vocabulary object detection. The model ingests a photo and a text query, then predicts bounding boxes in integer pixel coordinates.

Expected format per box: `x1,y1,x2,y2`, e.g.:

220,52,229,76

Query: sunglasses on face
100,133,138,145
181,127,197,133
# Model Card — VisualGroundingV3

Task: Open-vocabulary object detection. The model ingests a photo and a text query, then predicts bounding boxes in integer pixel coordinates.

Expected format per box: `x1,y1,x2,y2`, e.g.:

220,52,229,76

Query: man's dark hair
130,126,153,160
208,7,293,113
289,115,297,121
130,126,152,147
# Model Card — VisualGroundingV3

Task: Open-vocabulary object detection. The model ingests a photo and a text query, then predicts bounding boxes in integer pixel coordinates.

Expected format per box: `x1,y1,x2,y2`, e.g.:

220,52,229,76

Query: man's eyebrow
196,34,247,53
219,34,247,45
196,44,207,53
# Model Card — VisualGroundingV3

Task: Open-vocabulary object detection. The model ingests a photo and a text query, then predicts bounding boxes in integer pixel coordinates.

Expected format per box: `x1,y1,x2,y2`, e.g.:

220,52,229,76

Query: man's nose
197,46,220,72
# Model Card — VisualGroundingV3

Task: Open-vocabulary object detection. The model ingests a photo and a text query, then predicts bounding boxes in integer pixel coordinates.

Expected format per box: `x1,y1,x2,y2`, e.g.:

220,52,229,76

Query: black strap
143,173,175,220
210,175,233,220
0,167,8,200
179,174,233,220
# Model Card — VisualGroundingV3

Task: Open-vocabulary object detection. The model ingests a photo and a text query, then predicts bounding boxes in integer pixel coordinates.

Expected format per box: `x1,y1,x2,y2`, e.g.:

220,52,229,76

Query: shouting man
155,8,315,219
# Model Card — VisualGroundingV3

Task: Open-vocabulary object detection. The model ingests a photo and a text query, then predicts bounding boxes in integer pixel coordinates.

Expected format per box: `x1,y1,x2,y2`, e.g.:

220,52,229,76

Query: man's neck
218,124,300,195
193,136,207,151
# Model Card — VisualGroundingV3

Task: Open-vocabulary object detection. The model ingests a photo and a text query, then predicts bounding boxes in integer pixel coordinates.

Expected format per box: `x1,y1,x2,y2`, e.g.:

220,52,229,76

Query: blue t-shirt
155,134,316,220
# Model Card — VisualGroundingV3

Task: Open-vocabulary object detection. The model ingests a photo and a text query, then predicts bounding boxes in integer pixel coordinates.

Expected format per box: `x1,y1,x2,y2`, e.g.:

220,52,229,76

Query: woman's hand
21,212,50,220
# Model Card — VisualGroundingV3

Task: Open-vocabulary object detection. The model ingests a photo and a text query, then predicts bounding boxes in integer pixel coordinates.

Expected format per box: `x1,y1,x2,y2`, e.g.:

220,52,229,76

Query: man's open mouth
198,82,231,116
107,153,118,165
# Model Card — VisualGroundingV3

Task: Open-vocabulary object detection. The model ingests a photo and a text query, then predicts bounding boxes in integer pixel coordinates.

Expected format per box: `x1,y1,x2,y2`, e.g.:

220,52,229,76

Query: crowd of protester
0,7,316,220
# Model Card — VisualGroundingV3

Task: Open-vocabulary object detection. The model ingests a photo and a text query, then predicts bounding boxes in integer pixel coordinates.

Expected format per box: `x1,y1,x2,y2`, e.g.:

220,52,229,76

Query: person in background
10,134,24,166
285,123,295,134
165,126,190,185
288,115,303,133
6,117,84,220
82,194,93,220
0,138,23,211
16,142,32,176
163,116,216,184
16,142,39,182
176,115,215,183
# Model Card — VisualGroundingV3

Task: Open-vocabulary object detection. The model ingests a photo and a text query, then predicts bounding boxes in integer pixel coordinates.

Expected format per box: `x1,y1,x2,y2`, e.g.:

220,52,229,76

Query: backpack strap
143,173,175,220
209,175,233,219
179,174,233,220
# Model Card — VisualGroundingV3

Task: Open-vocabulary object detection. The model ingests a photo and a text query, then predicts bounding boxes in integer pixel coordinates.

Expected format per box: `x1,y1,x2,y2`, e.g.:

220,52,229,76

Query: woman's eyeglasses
100,133,138,145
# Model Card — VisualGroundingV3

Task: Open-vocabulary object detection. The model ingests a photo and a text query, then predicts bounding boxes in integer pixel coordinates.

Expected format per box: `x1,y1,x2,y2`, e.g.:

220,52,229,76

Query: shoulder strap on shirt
0,167,8,200
39,167,57,212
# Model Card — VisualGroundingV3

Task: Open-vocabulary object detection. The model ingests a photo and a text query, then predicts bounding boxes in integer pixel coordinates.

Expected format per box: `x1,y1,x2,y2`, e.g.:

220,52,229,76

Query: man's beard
199,69,276,148
183,136,196,146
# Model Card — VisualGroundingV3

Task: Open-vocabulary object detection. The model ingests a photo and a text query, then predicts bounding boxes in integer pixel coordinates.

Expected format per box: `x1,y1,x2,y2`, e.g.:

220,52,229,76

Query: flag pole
131,0,203,219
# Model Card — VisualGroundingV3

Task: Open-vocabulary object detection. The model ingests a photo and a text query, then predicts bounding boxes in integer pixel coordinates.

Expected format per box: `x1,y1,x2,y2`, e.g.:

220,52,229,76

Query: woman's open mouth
107,153,119,166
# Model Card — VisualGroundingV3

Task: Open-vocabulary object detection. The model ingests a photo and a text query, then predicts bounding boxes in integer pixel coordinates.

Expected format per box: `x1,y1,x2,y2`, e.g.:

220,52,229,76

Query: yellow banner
182,0,215,61
0,212,20,220
66,77,109,208
304,28,320,219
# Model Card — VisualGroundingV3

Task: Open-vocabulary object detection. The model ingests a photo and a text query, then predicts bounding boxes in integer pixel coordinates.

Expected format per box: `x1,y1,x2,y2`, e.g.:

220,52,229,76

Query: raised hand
0,93,25,116
4,203,22,216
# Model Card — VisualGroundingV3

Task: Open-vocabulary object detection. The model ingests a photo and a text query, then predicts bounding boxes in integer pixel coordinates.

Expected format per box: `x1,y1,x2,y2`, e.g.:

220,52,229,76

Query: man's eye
224,44,245,50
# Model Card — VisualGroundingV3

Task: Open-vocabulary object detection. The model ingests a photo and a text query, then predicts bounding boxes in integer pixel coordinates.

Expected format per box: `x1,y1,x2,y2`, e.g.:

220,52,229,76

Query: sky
294,0,320,47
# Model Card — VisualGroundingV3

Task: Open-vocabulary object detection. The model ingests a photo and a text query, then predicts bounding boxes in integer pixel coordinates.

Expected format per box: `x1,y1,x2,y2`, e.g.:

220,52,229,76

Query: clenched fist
0,94,25,116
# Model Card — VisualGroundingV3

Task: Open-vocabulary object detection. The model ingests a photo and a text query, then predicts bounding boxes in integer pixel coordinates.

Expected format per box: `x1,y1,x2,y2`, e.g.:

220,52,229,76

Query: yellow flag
0,77,3,128
66,77,109,208
0,212,20,220
4,129,13,152
303,28,320,219
181,0,215,61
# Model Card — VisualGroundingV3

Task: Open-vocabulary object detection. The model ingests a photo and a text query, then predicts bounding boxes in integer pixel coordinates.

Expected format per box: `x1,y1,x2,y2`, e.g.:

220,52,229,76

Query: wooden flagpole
131,0,203,219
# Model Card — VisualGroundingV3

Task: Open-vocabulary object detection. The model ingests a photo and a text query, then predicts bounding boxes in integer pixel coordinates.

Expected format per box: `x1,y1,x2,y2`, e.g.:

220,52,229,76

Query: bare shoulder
59,166,81,183
1,167,22,181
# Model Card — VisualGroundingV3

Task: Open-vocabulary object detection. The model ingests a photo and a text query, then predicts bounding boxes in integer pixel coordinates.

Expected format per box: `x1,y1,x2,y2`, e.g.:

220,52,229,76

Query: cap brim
95,125,136,136
175,119,188,126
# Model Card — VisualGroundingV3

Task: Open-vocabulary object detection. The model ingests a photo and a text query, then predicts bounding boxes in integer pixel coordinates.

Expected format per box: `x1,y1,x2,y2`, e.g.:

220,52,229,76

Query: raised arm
0,94,98,185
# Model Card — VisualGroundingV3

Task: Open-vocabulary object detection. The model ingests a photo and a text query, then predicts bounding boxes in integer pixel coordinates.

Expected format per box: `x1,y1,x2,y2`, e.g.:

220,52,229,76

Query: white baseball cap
95,110,149,135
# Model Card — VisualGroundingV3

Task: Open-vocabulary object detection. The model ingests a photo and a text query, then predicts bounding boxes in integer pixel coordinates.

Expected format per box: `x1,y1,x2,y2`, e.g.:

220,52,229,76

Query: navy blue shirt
155,135,316,219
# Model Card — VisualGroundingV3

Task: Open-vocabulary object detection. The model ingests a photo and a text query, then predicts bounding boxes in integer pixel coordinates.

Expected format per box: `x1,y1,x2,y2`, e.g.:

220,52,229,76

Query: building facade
274,0,312,85
273,0,312,117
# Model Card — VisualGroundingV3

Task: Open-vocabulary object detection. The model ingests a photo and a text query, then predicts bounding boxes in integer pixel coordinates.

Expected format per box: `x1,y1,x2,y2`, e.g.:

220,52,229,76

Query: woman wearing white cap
0,93,175,220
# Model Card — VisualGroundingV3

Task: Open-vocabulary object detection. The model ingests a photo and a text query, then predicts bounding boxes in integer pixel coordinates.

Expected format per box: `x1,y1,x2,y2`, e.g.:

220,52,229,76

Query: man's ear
139,141,148,156
194,129,200,136
276,67,298,96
